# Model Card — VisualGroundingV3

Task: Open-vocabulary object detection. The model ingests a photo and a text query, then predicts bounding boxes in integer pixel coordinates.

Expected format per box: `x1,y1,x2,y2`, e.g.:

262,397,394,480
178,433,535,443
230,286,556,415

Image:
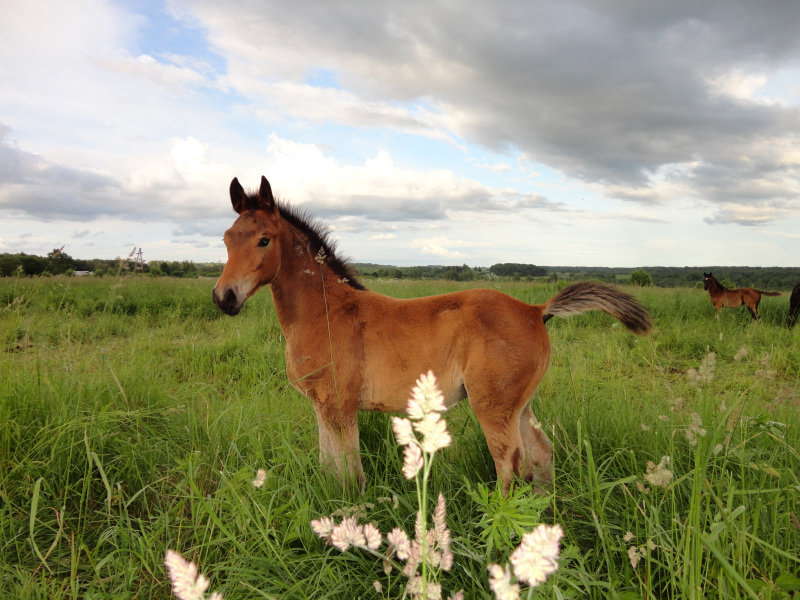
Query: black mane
270,195,366,291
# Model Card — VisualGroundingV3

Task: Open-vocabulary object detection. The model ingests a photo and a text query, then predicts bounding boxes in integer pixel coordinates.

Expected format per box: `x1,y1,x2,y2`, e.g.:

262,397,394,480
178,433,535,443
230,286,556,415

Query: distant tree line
354,263,494,281
545,266,800,290
353,263,800,290
0,250,223,278
3,252,798,289
489,263,548,278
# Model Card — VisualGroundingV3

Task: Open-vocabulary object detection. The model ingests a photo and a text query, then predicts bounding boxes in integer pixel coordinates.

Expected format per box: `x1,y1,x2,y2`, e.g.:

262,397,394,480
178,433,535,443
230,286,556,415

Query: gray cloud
184,0,800,222
286,189,563,223
0,136,120,219
0,130,226,224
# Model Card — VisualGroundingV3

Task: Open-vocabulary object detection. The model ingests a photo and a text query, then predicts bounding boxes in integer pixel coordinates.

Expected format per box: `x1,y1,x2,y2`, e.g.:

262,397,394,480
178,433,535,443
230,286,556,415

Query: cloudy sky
2,1,799,267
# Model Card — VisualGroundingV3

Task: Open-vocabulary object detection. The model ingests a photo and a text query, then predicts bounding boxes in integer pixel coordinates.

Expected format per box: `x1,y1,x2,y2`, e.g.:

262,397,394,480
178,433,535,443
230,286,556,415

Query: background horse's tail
757,290,781,297
541,281,652,335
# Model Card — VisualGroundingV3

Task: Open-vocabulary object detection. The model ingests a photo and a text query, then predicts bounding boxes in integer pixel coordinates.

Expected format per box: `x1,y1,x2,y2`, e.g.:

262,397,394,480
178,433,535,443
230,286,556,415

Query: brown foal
213,176,652,491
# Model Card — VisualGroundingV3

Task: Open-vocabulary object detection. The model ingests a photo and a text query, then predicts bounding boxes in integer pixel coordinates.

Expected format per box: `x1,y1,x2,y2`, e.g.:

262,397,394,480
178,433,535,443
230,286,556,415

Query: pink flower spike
330,517,366,551
387,528,411,560
363,522,382,550
310,516,335,540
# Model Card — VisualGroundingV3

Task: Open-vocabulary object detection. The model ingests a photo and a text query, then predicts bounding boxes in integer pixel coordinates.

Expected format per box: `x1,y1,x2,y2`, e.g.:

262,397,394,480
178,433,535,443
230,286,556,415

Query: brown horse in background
788,283,800,328
213,176,652,492
702,272,780,320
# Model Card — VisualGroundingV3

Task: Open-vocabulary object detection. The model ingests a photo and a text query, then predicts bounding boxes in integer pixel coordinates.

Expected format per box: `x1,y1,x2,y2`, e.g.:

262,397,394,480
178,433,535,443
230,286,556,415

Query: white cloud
413,235,488,259
420,244,464,259
707,70,769,102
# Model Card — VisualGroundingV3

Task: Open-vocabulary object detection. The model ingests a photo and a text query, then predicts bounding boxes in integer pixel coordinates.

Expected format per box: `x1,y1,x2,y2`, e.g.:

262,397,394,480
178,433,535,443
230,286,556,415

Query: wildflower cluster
251,468,267,488
487,523,564,600
311,515,382,552
387,493,454,581
311,495,458,599
643,455,673,489
311,371,461,600
687,351,716,385
164,549,223,600
623,532,657,570
685,413,707,447
755,352,777,379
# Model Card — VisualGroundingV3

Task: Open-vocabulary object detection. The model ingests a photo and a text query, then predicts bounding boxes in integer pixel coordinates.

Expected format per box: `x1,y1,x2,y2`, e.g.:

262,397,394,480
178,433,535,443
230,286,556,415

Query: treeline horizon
1,251,799,290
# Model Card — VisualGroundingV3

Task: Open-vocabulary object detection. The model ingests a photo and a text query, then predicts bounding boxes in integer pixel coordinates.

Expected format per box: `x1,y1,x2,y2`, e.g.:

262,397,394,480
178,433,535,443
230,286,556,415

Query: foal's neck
269,236,357,334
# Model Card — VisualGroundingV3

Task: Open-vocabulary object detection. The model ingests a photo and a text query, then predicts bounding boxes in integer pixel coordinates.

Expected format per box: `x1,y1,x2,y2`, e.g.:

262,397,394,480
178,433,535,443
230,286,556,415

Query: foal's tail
541,282,652,335
758,290,781,297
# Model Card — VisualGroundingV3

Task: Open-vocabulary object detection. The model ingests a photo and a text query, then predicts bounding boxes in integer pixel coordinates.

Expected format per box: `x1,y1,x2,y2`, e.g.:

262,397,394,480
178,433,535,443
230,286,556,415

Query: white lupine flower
164,550,219,600
392,416,416,446
407,371,447,419
414,413,452,452
407,398,426,421
488,563,520,600
402,443,424,479
509,523,563,587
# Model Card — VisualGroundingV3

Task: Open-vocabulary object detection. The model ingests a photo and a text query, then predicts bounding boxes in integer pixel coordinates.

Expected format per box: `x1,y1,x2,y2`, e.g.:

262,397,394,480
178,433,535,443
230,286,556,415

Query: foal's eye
258,237,270,247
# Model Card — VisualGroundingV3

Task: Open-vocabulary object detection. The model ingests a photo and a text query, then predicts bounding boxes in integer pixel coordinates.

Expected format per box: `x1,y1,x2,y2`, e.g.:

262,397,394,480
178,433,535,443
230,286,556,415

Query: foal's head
213,176,283,315
703,272,715,291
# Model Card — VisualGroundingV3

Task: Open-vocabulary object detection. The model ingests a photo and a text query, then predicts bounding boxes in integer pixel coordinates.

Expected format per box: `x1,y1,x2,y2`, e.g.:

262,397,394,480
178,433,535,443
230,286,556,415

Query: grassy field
1,275,798,599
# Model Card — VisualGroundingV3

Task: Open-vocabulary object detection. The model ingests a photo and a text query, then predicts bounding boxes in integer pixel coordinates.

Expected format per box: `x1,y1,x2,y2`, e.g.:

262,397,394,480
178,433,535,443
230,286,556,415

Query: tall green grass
1,276,798,599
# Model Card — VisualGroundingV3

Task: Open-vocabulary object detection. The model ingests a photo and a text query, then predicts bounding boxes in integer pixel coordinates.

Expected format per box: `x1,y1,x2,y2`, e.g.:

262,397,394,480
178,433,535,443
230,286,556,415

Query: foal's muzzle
212,287,242,316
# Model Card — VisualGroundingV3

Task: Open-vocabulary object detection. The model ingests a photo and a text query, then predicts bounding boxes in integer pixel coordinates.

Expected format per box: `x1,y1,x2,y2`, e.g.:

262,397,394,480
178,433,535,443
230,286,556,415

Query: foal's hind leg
467,383,549,493
469,402,526,493
519,403,554,486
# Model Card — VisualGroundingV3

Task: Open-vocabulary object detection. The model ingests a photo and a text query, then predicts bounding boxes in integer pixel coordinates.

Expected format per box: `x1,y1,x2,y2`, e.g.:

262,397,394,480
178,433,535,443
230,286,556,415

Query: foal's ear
257,176,276,213
230,177,250,214
229,176,275,214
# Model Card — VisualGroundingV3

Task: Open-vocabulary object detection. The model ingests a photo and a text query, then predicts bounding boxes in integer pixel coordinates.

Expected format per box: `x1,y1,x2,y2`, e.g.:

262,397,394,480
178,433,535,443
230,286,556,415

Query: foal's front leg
311,401,365,491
